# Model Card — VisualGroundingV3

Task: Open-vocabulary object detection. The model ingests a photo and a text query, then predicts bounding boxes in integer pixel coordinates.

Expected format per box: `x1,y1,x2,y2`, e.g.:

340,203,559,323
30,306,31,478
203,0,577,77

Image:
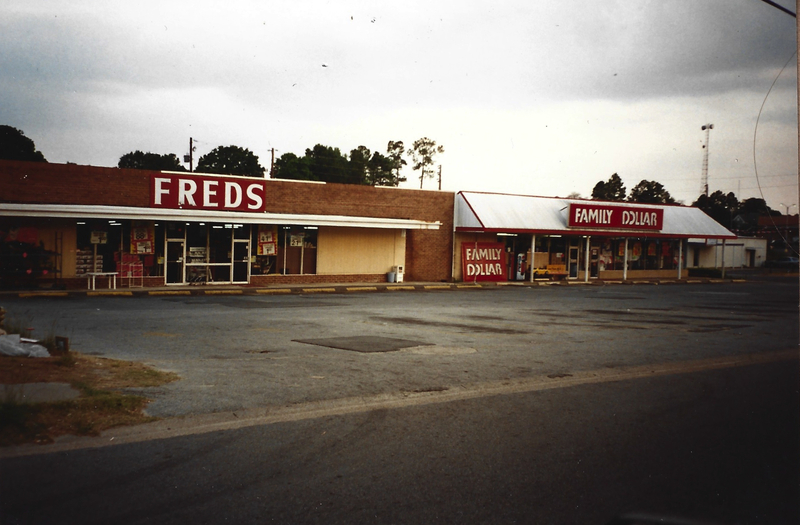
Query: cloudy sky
2,0,797,209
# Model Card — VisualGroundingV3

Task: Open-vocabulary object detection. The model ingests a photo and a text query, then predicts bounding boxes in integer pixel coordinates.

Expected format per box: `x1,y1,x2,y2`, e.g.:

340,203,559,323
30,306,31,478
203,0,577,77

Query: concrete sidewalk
0,275,749,299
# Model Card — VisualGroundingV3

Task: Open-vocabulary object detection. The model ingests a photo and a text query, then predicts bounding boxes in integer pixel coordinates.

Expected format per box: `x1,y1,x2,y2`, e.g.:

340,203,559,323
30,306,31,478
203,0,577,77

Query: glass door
165,223,186,285
568,245,579,278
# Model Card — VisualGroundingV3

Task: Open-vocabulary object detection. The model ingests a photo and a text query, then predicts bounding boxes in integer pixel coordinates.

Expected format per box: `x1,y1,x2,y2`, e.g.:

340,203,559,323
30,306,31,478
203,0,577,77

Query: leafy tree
730,197,781,231
348,145,372,185
407,137,444,189
692,190,739,229
0,125,47,162
272,152,312,181
627,180,675,204
304,144,354,184
738,197,777,216
118,150,186,171
196,145,265,177
591,173,626,201
367,151,400,186
387,140,407,185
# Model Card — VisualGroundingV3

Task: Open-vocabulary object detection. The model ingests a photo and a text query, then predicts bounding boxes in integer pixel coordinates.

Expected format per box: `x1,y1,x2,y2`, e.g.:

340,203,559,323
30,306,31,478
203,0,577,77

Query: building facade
0,161,740,290
0,160,452,289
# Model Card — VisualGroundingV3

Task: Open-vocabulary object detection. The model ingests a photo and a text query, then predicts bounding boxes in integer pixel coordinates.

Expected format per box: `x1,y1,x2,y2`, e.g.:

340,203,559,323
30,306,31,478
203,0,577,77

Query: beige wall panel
316,227,405,275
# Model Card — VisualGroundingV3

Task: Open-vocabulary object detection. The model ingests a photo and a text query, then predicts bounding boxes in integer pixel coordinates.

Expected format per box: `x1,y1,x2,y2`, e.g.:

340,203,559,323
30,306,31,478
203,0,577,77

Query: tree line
0,125,786,229
118,138,444,189
589,172,781,230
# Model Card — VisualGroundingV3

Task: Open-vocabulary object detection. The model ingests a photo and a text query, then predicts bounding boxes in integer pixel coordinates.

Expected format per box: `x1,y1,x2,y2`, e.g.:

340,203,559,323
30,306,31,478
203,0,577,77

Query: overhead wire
752,48,799,255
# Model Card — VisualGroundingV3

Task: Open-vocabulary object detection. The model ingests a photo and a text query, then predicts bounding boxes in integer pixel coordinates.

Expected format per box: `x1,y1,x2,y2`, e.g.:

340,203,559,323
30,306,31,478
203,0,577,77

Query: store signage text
568,203,663,231
462,242,506,282
150,174,266,212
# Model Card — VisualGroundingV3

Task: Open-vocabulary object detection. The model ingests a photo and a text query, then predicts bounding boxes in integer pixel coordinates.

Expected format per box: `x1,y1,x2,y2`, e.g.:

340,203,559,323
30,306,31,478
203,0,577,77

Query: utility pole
437,165,442,191
701,124,713,197
184,137,195,172
270,148,275,178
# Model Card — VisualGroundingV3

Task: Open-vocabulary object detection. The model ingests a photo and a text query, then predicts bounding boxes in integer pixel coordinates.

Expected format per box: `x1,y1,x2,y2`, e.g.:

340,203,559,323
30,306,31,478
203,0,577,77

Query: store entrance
165,223,186,285
568,245,579,278
163,223,251,285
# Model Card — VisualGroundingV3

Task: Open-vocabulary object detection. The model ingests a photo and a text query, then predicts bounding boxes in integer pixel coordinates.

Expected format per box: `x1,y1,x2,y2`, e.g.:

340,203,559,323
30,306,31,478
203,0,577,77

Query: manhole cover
293,336,430,353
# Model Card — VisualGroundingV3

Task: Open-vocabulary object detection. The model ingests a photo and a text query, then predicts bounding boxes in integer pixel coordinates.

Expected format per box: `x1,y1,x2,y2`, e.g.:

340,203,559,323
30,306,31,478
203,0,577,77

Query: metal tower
701,124,713,196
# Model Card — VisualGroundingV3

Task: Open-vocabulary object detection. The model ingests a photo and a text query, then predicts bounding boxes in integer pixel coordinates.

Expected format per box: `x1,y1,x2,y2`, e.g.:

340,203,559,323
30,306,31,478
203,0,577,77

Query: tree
407,137,444,189
367,151,400,186
304,144,354,184
348,145,372,185
118,150,186,171
627,180,675,204
591,173,626,201
386,140,407,185
196,145,265,177
0,125,47,162
272,152,312,181
738,197,777,216
692,190,739,229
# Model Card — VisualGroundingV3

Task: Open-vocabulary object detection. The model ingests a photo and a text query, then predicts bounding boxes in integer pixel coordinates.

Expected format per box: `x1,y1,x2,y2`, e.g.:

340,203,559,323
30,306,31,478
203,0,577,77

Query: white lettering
178,179,197,206
203,180,219,207
246,183,264,210
224,182,242,208
154,177,170,205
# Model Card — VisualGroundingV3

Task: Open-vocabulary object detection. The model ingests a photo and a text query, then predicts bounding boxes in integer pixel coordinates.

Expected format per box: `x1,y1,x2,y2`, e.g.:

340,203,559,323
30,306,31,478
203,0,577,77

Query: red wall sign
568,203,663,231
462,242,507,282
150,174,266,212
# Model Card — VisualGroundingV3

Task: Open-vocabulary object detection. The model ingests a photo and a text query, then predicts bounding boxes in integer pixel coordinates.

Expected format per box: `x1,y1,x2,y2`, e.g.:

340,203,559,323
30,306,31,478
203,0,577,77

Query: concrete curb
0,277,745,299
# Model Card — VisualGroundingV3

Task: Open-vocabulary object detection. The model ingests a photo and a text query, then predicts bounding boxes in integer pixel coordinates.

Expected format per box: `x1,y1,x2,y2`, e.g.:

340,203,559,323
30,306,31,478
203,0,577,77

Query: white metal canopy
455,191,735,239
0,204,441,230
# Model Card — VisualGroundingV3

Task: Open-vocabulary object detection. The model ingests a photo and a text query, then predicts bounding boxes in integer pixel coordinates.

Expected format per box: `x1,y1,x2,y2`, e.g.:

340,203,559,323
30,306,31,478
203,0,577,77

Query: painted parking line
302,288,337,293
87,291,133,297
17,292,69,298
346,287,378,292
255,289,292,294
148,291,191,296
203,290,243,295
423,285,452,290
387,286,416,291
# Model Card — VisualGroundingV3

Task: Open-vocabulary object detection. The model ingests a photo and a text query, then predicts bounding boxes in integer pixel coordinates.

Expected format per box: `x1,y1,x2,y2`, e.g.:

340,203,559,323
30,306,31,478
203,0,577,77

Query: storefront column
584,236,590,282
529,234,536,283
623,238,629,281
677,240,683,279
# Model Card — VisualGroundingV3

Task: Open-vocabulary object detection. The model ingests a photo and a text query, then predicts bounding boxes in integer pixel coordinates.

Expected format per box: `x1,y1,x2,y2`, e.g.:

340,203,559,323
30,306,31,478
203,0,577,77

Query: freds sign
150,173,267,212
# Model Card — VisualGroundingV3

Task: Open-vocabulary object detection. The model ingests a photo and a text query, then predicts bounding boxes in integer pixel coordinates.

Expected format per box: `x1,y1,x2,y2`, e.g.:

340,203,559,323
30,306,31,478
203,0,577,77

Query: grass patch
0,352,179,447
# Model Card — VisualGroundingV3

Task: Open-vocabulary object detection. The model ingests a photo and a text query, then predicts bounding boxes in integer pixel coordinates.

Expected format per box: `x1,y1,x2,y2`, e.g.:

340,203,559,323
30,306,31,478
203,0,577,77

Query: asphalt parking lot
1,277,796,419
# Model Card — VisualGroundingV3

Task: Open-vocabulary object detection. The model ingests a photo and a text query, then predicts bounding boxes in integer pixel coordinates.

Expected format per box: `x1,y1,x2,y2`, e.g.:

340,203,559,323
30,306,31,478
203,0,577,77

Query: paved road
0,278,797,524
1,279,796,418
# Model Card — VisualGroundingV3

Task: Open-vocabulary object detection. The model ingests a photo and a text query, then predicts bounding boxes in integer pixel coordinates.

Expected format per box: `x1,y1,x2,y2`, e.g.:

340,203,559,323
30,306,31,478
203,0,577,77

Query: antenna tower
700,124,713,196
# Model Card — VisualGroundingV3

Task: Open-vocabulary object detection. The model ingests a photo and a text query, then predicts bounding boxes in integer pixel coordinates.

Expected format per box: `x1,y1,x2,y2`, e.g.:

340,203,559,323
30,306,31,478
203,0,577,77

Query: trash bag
0,334,50,358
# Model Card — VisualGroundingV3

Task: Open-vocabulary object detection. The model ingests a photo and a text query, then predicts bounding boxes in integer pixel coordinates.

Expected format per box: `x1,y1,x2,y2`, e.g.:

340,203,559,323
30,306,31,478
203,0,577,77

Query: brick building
0,160,453,289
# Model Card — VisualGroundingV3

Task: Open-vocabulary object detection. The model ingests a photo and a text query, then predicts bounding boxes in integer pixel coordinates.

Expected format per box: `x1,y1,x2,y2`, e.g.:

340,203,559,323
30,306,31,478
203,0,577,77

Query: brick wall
1,160,455,282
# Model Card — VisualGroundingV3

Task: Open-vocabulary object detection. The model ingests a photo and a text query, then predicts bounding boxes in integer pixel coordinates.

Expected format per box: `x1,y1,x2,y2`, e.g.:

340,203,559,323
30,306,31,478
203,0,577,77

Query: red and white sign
462,242,506,282
568,203,663,231
150,174,266,212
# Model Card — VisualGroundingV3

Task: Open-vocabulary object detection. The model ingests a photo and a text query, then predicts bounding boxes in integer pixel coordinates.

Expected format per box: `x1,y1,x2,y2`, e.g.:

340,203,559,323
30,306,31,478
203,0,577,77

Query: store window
251,225,318,275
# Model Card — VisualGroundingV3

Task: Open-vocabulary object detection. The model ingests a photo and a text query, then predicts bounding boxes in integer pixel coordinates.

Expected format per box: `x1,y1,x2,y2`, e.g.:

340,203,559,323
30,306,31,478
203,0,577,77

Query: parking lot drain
293,336,430,353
